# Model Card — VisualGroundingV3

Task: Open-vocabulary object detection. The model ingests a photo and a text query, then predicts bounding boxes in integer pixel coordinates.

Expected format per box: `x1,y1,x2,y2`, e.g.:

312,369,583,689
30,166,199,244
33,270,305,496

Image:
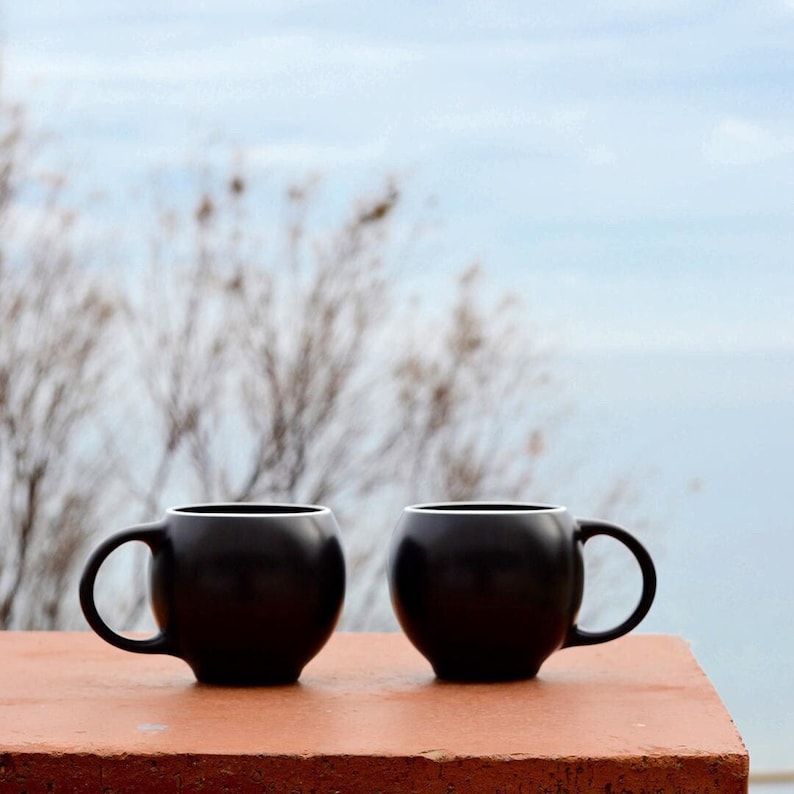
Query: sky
2,2,794,781
2,0,793,356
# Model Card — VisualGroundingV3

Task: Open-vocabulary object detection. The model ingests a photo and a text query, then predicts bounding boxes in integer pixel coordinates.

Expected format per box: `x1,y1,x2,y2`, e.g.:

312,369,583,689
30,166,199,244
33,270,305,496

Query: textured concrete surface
0,632,748,792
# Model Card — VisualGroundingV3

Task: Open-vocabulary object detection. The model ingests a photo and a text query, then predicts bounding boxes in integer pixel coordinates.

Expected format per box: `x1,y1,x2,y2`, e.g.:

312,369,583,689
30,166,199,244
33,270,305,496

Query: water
558,350,794,779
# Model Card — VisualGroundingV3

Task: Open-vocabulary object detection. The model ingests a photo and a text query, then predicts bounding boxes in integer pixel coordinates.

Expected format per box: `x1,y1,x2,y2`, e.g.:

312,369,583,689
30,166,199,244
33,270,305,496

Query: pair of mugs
80,502,657,686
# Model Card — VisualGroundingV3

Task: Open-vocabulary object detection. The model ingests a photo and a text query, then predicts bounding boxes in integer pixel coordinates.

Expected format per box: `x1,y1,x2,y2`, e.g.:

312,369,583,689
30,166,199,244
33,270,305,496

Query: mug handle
563,518,657,648
79,521,174,654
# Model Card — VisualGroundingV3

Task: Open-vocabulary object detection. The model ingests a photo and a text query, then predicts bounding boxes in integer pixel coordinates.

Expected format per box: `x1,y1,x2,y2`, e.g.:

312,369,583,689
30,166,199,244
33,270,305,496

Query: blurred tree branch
0,92,118,628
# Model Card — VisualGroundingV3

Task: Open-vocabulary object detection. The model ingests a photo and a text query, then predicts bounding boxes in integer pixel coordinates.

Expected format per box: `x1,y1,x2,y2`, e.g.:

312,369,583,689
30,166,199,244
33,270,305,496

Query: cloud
245,138,388,169
703,118,794,166
422,105,588,136
9,32,420,85
584,144,617,166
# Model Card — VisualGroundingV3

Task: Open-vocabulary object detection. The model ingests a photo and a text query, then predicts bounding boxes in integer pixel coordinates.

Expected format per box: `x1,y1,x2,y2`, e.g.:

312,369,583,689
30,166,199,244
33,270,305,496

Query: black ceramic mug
387,502,656,681
79,503,345,685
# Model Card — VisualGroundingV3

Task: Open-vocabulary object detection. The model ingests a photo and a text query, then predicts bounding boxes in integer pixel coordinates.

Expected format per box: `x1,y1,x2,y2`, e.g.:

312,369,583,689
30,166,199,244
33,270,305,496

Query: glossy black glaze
387,502,656,682
79,504,345,685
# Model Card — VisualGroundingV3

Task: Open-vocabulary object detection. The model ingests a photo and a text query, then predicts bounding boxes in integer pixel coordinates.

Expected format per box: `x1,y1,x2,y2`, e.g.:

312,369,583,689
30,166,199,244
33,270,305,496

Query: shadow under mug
387,502,657,682
79,503,346,685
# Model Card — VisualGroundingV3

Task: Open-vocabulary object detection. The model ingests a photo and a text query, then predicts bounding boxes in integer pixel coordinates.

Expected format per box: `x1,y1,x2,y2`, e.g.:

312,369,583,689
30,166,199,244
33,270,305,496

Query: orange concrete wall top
0,632,747,793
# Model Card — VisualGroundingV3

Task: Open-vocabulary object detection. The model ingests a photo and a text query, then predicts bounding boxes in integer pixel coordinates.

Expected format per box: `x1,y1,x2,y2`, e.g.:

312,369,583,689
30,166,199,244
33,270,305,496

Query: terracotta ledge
0,632,748,793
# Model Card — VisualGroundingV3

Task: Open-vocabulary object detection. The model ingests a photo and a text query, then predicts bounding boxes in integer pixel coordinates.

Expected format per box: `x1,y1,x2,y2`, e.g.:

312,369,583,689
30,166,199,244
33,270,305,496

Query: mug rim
405,501,566,514
167,502,331,517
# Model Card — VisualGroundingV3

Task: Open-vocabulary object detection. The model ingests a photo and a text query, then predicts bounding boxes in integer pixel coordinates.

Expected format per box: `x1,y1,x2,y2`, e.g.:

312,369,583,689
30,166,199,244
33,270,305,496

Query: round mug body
80,503,346,685
387,502,656,682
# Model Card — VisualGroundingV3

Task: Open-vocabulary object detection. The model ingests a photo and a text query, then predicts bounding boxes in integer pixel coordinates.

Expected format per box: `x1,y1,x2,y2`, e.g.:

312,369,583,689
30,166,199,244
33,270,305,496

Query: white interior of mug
407,502,565,513
169,503,328,516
